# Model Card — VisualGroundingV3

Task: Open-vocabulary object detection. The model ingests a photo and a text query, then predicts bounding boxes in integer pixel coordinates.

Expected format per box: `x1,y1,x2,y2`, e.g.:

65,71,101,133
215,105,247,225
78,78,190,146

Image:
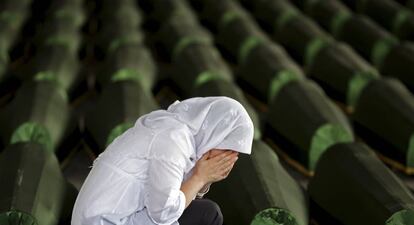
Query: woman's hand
192,151,239,184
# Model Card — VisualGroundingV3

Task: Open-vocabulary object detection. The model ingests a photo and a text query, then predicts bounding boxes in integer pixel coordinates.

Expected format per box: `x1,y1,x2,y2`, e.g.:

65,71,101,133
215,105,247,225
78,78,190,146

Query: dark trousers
178,198,223,225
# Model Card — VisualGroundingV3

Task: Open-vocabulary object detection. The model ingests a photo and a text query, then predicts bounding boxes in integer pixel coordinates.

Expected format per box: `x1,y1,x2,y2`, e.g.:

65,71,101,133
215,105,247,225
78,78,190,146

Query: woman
71,96,255,225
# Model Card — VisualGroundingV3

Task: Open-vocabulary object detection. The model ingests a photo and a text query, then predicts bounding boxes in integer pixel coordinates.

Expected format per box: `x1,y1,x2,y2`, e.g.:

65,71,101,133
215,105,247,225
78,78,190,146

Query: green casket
172,43,233,96
146,0,196,25
36,2,85,55
352,77,414,168
306,42,379,107
0,142,78,225
97,1,143,54
157,11,213,60
237,41,304,103
341,0,414,41
266,79,354,171
246,0,332,64
98,43,156,92
22,45,81,96
0,80,75,153
299,0,414,91
85,80,159,151
309,142,414,225
207,140,309,225
199,0,269,63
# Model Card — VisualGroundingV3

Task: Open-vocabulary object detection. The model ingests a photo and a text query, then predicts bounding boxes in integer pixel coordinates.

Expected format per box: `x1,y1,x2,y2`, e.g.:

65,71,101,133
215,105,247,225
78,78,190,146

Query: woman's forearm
180,175,206,208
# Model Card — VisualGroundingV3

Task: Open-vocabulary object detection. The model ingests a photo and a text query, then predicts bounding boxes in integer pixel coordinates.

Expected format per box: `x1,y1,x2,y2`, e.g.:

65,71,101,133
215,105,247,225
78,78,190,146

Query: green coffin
267,79,354,171
0,0,32,12
300,0,395,62
352,78,414,167
99,0,142,29
309,142,414,225
238,41,305,103
22,45,80,94
172,43,233,96
207,140,308,225
246,0,332,64
298,0,414,91
85,80,159,151
148,0,197,24
0,11,27,51
306,42,379,107
37,5,85,55
193,78,262,140
0,80,74,153
341,0,414,41
97,1,143,53
157,11,213,60
379,42,414,91
98,43,156,92
199,0,269,63
0,142,78,225
0,47,7,81
37,21,82,56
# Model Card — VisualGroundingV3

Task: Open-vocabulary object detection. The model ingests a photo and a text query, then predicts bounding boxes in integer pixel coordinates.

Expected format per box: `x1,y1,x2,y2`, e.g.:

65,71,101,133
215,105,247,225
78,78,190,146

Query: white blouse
71,119,197,225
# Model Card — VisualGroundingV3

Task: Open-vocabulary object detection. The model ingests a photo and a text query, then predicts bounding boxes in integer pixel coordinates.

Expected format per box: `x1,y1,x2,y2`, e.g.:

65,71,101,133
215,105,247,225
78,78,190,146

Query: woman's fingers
210,151,237,165
220,157,237,170
222,163,235,177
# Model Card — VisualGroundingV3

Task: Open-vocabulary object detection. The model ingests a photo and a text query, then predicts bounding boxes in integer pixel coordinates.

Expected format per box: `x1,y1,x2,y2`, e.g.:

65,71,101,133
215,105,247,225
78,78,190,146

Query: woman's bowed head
71,96,254,225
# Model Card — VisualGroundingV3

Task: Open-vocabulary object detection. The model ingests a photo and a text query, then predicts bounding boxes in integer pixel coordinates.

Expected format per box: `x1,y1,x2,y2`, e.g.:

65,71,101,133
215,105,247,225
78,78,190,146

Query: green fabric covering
10,122,53,153
267,80,353,170
207,140,308,225
108,34,142,53
371,38,398,69
0,143,77,225
408,0,414,10
238,36,264,64
0,11,24,29
33,71,68,102
250,208,299,225
304,38,331,69
106,122,134,147
347,71,378,107
219,10,243,30
408,134,414,168
268,70,302,102
54,9,85,27
392,9,412,35
309,123,354,171
0,81,73,153
172,36,211,60
111,68,143,84
386,209,414,225
355,0,368,13
172,43,233,96
330,11,352,37
195,71,227,88
44,35,79,54
85,81,158,150
352,78,414,167
101,44,155,91
0,49,7,77
275,9,300,30
0,210,38,225
309,142,414,225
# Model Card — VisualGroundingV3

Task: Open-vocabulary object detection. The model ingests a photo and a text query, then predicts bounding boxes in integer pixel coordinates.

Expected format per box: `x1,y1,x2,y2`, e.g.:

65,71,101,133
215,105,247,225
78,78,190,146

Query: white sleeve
145,158,186,224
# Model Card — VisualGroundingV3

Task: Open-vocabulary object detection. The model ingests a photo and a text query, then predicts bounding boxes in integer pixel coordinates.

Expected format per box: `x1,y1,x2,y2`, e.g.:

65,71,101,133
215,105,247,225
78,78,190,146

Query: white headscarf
137,96,254,160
